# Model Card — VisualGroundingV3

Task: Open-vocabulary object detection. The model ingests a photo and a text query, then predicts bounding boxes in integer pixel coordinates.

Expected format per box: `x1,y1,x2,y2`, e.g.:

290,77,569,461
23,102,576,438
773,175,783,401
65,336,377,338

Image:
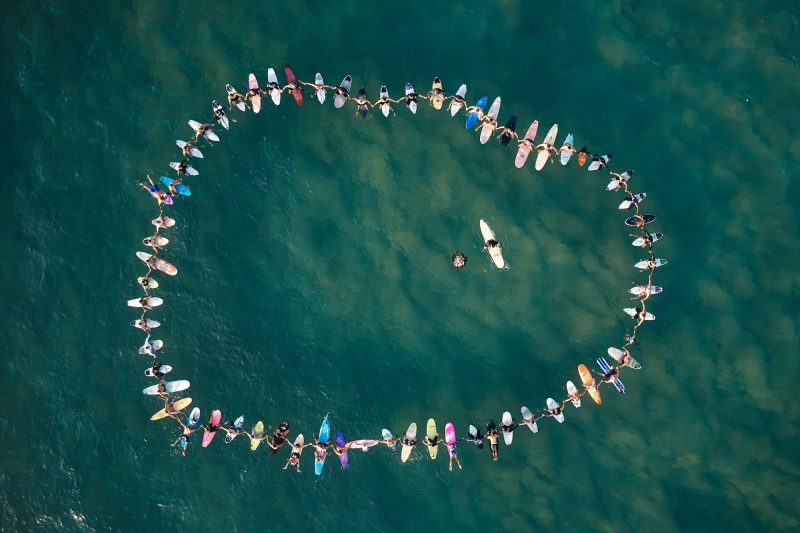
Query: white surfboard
624,308,656,320
139,338,164,355
547,398,564,423
226,84,247,111
170,162,199,176
479,97,501,144
315,73,326,104
132,318,160,331
632,232,662,247
479,219,505,269
175,140,204,158
619,192,646,209
450,84,467,116
379,86,391,117
144,364,171,377
560,133,574,165
520,406,538,433
566,381,581,408
635,258,668,270
501,411,514,445
629,285,663,297
127,297,163,308
535,124,558,171
267,68,281,105
142,380,190,395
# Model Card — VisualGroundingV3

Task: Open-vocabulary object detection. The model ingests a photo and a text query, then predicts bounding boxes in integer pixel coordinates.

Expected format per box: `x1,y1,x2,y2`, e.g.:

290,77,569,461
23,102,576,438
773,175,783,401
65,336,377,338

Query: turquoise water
2,0,799,531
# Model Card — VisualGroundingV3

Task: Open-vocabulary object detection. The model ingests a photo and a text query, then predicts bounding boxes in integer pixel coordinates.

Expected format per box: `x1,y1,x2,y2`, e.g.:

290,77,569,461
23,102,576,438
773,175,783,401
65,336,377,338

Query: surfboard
292,434,304,459
597,357,626,394
578,364,602,405
499,115,517,146
144,363,171,378
535,124,559,171
629,285,663,297
159,176,191,197
634,258,668,270
142,380,189,395
202,410,221,447
250,421,264,450
632,233,663,247
349,439,380,451
468,424,484,448
607,170,635,190
577,148,589,167
501,411,514,445
211,100,229,129
480,219,505,269
334,75,351,108
382,428,396,451
619,192,646,210
514,120,538,168
401,422,416,463
444,422,456,446
608,347,642,370
152,215,175,229
225,416,244,443
336,431,349,469
175,140,203,158
315,415,331,475
425,418,438,459
547,398,564,423
188,120,219,142
566,381,581,408
357,87,368,118
127,296,162,308
404,83,417,114
625,214,656,227
187,407,201,442
588,154,612,171
248,73,261,113
283,65,303,105
132,318,160,331
143,235,169,248
479,97,501,144
138,337,163,355
314,73,326,104
624,307,656,320
379,86,391,117
169,161,198,176
520,406,538,433
465,96,487,129
264,67,281,106
150,397,192,421
136,251,177,276
560,133,574,165
449,84,467,116
430,76,445,109
226,84,246,111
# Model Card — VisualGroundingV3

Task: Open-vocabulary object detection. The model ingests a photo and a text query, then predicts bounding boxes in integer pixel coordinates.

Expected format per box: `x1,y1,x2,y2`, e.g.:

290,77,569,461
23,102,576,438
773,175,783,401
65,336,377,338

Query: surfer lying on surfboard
283,438,310,472
138,175,172,206
170,417,199,456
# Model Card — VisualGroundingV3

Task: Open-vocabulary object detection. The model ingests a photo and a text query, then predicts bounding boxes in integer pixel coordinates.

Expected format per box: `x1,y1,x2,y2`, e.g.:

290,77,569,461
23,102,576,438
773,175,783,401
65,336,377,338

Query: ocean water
1,0,799,531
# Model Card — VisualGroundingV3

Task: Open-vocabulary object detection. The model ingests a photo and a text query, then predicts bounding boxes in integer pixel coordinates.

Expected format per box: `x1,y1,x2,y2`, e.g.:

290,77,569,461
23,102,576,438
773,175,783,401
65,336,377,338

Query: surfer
629,306,649,327
138,175,170,206
139,275,154,289
465,427,484,448
155,380,169,400
246,85,263,106
268,420,291,453
427,79,446,108
174,159,191,176
597,363,622,386
191,122,214,143
445,440,462,471
283,438,308,472
179,140,199,159
486,426,499,461
211,100,230,127
484,239,502,253
628,213,647,229
543,401,564,420
170,418,198,456
333,82,350,103
560,141,576,159
147,361,169,379
312,434,329,464
423,432,440,454
499,418,517,435
535,141,558,163
226,87,246,110
381,434,400,449
161,177,183,198
464,102,484,121
447,92,467,115
401,433,416,449
353,88,372,118
589,153,613,171
633,232,654,248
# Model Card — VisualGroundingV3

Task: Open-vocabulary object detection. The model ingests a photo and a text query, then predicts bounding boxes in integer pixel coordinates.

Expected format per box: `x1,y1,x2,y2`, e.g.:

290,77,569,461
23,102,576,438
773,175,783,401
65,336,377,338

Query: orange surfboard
578,364,602,405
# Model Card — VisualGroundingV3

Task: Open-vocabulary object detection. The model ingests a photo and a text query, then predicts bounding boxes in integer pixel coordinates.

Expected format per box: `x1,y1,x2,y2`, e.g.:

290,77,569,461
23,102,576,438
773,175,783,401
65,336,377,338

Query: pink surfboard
248,74,261,114
202,410,221,448
444,422,456,445
514,120,538,169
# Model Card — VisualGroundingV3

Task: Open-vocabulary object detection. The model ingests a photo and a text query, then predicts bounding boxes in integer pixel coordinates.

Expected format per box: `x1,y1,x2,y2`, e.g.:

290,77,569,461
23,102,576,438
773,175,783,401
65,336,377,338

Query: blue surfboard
159,175,192,197
187,407,200,442
465,96,488,129
597,356,626,394
314,415,331,476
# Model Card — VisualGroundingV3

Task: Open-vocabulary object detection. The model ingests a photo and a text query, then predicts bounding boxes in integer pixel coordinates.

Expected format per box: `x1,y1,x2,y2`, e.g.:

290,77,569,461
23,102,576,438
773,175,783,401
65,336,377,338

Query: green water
2,0,799,531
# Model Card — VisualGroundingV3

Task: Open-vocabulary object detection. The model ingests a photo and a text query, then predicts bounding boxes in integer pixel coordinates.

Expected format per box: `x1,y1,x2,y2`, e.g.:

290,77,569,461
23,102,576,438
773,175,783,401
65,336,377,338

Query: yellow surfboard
150,397,192,421
578,365,602,405
250,420,264,451
426,418,439,459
